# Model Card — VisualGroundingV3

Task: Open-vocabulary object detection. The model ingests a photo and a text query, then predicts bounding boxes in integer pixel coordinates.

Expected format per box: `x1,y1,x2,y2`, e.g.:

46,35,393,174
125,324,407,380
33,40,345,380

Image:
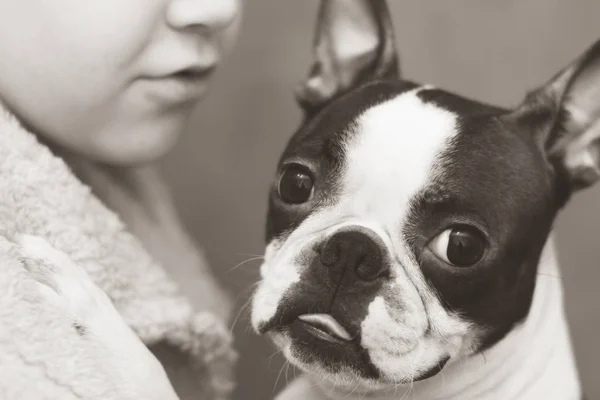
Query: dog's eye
428,225,486,267
278,164,314,204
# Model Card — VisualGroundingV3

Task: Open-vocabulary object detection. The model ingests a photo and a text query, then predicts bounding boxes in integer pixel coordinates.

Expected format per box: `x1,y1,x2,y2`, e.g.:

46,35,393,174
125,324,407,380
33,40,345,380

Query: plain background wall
160,1,600,399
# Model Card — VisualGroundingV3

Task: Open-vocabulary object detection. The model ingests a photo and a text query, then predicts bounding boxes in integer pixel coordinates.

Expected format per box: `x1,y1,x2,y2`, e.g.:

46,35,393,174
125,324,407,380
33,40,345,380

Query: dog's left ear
295,0,399,114
504,39,600,192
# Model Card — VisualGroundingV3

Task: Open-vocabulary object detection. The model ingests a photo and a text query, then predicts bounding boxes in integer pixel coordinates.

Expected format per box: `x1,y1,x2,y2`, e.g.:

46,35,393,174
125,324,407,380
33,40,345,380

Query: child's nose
166,0,239,34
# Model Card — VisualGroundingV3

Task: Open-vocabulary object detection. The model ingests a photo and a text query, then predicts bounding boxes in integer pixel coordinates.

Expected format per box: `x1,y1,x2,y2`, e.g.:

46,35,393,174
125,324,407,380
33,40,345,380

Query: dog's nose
320,226,388,282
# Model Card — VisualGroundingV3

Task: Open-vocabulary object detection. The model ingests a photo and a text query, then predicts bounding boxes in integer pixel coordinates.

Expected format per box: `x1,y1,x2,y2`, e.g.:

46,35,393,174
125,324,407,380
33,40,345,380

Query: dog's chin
267,326,451,389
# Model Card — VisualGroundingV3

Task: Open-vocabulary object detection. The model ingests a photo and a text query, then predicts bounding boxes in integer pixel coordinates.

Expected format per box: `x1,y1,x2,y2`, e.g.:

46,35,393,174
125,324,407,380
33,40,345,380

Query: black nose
320,226,389,283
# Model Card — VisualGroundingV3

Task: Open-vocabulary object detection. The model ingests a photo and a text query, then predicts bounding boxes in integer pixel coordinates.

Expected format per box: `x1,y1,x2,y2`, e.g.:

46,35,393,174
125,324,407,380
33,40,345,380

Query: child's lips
140,65,217,105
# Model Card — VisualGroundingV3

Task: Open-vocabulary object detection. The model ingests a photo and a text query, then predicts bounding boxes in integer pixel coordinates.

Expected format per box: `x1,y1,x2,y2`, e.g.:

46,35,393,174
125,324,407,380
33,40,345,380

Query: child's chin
93,126,182,166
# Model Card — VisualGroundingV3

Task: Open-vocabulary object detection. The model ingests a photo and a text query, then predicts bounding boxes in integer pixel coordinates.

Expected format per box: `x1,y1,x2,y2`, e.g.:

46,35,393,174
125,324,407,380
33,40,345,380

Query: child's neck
311,236,581,400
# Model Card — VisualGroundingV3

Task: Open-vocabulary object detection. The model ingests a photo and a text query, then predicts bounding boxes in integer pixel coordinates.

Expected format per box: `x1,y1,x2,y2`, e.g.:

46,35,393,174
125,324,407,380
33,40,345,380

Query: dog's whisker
343,381,360,399
236,252,265,258
284,360,292,385
398,383,410,400
408,348,422,399
229,282,260,333
268,348,284,362
392,377,400,396
229,304,249,334
479,349,488,364
273,361,289,393
232,281,260,305
268,349,285,374
440,361,447,397
227,256,264,273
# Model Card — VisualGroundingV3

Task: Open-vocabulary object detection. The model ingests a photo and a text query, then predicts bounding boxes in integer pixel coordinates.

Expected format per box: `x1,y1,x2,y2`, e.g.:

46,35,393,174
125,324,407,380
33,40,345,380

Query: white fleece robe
0,103,237,400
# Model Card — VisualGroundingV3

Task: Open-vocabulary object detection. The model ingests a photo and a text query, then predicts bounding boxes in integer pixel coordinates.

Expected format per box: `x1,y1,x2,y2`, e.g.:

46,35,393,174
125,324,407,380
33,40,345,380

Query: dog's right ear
503,39,600,195
295,0,399,114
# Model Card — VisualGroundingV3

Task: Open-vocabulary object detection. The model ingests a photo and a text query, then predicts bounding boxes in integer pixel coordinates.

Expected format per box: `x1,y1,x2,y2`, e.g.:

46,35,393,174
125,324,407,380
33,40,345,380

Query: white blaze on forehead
341,88,458,222
338,88,468,377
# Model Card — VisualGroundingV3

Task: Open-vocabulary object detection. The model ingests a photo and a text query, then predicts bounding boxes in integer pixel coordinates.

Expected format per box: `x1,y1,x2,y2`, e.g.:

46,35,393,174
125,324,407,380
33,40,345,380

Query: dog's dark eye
278,164,314,204
428,225,486,267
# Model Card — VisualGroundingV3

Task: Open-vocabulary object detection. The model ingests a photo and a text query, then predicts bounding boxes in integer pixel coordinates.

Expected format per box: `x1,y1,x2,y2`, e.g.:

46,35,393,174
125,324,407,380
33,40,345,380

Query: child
0,0,241,396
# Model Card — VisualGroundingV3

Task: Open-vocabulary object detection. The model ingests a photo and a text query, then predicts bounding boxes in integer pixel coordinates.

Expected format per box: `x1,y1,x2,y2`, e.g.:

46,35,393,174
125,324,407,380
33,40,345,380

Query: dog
251,1,593,399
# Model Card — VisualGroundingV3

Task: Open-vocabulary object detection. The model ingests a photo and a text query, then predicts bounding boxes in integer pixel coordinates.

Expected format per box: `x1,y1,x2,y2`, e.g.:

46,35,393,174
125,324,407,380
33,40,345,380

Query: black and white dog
251,1,592,399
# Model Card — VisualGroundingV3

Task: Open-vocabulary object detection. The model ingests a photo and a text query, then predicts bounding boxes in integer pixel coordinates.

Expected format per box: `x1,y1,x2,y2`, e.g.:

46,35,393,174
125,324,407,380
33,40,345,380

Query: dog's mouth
261,311,358,346
267,312,451,383
256,292,453,383
253,253,450,382
262,308,382,378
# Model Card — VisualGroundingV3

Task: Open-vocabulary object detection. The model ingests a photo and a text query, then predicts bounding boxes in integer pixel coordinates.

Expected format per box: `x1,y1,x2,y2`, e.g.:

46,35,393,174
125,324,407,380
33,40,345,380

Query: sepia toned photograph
0,1,597,399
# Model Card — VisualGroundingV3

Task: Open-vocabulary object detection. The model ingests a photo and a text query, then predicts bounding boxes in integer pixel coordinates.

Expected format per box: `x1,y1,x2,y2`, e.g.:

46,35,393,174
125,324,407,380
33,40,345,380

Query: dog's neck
285,235,581,400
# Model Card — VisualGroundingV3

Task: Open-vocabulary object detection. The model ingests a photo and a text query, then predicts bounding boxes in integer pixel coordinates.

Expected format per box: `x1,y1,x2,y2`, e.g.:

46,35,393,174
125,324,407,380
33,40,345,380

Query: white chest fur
275,235,581,400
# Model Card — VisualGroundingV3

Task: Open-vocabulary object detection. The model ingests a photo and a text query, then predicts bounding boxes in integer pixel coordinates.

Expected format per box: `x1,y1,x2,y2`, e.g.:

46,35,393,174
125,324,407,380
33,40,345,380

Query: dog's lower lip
288,319,348,345
283,317,380,378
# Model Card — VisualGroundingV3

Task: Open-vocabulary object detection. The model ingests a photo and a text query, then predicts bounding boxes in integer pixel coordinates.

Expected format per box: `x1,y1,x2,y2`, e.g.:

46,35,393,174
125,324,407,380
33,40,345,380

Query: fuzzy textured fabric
0,103,237,399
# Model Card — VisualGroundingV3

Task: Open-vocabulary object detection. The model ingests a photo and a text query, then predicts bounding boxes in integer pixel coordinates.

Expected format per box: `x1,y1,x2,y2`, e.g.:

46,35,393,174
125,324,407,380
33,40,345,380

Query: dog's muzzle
257,226,392,377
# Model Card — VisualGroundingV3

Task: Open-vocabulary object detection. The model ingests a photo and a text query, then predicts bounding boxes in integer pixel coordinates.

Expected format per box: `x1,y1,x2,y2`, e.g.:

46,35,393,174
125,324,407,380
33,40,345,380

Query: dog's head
252,0,600,387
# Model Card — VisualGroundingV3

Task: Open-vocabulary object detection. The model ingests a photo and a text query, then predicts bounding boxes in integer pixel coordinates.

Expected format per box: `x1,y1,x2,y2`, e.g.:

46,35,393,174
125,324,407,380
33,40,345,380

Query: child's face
0,0,240,165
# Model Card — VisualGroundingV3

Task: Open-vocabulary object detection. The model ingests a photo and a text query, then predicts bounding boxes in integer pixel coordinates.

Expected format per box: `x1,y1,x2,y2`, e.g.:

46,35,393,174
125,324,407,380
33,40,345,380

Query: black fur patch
260,249,387,379
405,88,559,350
